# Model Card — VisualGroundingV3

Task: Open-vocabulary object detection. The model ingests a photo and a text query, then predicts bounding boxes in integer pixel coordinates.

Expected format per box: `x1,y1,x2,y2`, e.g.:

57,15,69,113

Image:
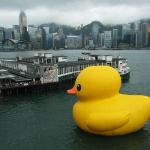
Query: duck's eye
77,84,81,91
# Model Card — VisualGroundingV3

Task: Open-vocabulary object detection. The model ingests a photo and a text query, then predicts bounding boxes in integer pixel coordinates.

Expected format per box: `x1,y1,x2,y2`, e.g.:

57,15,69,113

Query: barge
0,53,130,96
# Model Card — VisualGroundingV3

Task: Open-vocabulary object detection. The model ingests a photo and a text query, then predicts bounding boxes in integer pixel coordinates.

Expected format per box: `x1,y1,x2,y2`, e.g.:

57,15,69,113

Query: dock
0,77,76,96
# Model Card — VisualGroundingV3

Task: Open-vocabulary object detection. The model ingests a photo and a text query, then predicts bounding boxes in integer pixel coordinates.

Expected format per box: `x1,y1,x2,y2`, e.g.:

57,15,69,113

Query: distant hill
56,25,74,35
39,23,74,35
140,18,150,24
4,18,150,40
72,21,105,36
39,21,105,36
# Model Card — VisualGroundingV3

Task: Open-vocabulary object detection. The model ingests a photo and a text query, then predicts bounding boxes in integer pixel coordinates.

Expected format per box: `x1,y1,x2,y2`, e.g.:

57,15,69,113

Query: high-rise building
83,35,89,47
12,25,20,40
104,31,111,48
67,35,82,48
141,23,148,47
122,24,131,40
47,34,53,48
19,11,27,40
37,28,42,43
148,26,150,47
91,23,99,45
125,30,142,47
27,25,42,49
58,27,63,36
28,25,38,42
100,33,105,46
134,21,140,31
4,28,13,39
112,29,118,47
0,27,5,42
28,25,35,35
43,24,50,49
57,27,65,48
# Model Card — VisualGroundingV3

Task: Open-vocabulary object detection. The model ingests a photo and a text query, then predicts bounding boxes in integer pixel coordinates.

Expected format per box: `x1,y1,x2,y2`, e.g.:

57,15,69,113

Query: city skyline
1,0,150,28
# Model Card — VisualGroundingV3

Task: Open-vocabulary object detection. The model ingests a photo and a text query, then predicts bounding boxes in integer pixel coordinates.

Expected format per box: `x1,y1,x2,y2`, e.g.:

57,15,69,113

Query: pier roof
2,38,18,44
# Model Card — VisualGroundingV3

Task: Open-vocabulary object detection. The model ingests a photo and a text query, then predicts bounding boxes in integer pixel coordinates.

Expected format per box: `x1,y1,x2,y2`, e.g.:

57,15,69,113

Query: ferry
0,53,130,96
82,52,91,55
78,55,85,61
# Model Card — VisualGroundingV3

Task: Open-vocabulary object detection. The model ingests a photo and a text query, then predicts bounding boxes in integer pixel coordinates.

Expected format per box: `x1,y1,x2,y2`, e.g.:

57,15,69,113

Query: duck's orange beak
67,87,76,95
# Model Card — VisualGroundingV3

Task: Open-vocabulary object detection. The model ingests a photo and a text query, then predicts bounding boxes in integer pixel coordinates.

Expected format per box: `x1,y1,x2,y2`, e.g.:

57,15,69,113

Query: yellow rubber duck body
67,66,150,136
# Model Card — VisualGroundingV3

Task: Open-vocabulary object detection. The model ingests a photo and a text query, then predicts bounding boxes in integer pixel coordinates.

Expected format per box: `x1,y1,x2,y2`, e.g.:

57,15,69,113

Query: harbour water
0,50,150,150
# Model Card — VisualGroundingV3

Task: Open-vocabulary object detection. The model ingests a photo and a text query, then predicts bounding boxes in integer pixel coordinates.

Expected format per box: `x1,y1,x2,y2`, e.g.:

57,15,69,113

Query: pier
0,77,76,96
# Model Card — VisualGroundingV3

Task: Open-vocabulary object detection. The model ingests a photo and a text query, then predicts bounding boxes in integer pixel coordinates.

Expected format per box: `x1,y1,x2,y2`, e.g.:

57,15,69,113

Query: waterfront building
36,28,42,48
97,34,101,46
0,41,2,50
122,24,131,40
37,28,42,41
89,40,94,47
104,31,111,48
125,30,142,48
67,35,82,49
52,33,57,49
28,25,43,49
28,25,38,42
43,24,50,49
19,11,28,41
43,24,50,34
59,34,65,49
4,28,13,39
134,30,142,47
0,27,5,42
148,26,150,47
141,23,148,47
0,42,2,50
57,27,65,48
12,25,20,40
112,29,118,47
52,33,61,49
100,33,105,46
134,21,140,31
2,39,18,50
124,31,137,47
91,23,99,45
2,39,28,50
83,36,89,47
58,27,63,36
28,25,35,34
48,34,53,48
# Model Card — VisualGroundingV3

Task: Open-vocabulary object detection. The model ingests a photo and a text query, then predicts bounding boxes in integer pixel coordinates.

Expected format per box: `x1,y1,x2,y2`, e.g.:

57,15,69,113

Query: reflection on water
70,126,150,150
0,50,150,150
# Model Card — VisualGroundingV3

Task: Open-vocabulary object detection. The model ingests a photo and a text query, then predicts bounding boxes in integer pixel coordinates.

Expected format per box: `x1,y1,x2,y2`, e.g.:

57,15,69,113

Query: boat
0,52,130,96
78,55,85,61
81,52,91,55
88,47,95,50
87,54,130,82
100,46,108,50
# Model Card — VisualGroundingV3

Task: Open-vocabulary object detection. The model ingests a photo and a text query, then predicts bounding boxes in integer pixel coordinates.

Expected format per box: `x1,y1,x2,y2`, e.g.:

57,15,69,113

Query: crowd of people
0,66,57,88
0,80,41,88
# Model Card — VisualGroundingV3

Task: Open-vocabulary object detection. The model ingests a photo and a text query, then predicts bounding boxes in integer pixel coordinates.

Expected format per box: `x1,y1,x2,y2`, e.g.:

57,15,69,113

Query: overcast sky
1,0,150,28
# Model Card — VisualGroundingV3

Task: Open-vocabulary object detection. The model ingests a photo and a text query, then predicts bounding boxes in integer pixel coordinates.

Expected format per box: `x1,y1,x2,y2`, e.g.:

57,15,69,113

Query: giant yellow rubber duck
67,66,150,136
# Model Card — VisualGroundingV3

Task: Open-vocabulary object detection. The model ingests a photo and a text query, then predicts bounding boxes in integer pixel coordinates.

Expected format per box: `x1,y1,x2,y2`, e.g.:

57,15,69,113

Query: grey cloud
1,0,150,28
1,0,150,10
